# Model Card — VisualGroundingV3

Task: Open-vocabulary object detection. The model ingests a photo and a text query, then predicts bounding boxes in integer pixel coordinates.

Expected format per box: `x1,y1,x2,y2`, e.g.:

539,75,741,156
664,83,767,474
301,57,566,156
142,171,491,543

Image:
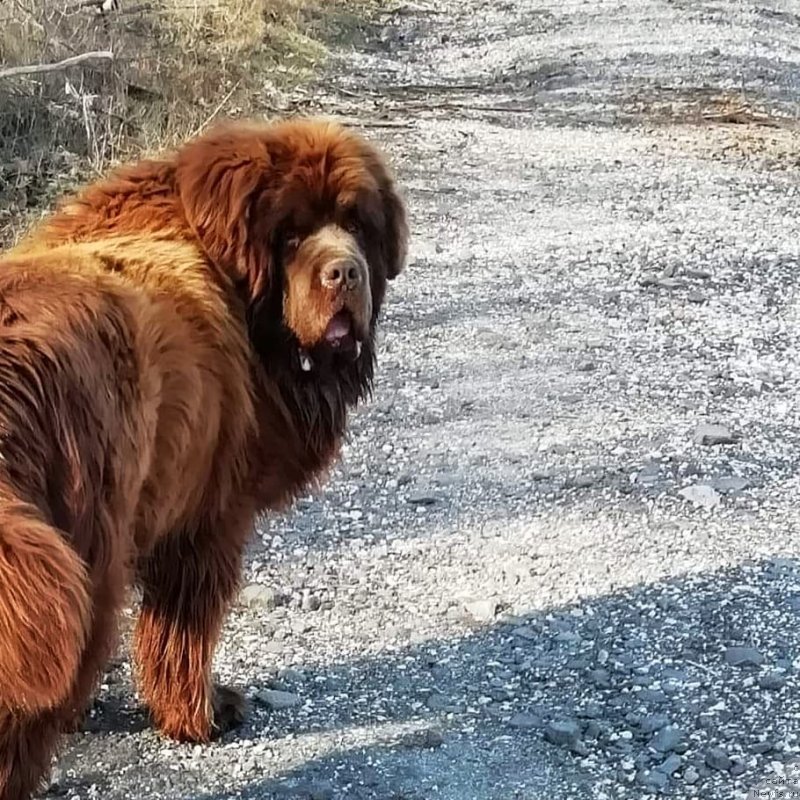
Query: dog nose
321,261,364,292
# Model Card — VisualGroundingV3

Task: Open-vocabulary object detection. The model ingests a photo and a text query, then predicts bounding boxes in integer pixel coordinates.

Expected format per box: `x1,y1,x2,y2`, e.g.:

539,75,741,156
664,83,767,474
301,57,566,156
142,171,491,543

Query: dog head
175,118,408,375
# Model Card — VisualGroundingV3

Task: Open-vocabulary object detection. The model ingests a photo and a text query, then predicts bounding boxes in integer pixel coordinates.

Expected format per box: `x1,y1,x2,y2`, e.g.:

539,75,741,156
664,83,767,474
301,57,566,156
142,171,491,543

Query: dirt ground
48,2,800,799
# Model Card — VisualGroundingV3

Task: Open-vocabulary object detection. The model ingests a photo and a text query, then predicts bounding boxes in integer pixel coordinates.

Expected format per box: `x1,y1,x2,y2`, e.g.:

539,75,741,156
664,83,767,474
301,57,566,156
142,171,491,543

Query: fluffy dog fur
0,117,407,799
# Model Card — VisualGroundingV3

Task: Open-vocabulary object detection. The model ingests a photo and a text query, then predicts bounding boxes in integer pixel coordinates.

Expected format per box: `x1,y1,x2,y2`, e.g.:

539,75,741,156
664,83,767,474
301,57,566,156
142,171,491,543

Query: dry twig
0,50,114,80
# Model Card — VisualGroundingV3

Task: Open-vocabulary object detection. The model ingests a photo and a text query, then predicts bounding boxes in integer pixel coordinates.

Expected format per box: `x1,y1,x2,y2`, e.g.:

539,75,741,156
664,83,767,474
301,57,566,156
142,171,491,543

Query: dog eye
344,219,361,236
283,234,301,255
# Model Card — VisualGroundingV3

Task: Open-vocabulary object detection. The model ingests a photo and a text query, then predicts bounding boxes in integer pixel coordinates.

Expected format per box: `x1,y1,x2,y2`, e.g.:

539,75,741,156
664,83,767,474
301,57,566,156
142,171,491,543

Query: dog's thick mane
21,135,376,500
248,294,375,448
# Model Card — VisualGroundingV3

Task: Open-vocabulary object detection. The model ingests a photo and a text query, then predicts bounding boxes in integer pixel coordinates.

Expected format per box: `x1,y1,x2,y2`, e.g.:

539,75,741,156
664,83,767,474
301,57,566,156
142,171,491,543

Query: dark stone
640,715,670,734
705,747,732,771
758,672,786,690
694,423,738,446
651,726,684,753
724,646,765,667
508,712,540,730
545,720,581,747
657,754,682,776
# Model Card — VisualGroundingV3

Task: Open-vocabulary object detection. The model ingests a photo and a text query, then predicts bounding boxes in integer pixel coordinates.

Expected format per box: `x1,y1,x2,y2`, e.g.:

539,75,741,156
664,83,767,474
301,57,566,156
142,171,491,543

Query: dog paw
61,699,98,734
61,709,88,734
211,684,247,737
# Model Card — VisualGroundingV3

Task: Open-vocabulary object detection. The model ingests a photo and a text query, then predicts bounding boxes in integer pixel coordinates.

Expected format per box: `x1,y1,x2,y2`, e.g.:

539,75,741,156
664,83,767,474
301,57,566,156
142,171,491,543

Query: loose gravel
45,2,800,799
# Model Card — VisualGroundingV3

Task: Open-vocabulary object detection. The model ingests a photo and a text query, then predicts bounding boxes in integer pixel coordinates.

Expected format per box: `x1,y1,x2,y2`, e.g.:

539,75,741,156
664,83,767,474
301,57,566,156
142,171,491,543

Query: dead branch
0,51,114,81
117,4,154,16
189,79,243,138
701,108,782,128
327,116,415,130
66,0,118,12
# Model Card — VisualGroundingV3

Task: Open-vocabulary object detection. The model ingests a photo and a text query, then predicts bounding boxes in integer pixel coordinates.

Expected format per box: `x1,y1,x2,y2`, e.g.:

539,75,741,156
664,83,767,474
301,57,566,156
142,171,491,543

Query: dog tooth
355,341,362,359
299,351,313,372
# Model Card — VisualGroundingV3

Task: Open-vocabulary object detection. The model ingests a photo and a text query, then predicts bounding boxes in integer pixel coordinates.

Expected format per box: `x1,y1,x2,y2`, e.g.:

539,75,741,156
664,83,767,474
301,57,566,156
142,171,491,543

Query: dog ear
380,179,408,280
363,149,408,281
175,129,276,299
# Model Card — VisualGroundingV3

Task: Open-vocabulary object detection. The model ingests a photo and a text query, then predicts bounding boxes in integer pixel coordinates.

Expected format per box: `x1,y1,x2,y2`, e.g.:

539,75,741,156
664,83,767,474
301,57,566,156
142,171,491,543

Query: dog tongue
324,312,352,343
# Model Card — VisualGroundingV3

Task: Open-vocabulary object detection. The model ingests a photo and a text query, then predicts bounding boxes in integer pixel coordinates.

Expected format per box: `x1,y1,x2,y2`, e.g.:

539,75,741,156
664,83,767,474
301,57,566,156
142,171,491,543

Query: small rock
658,754,682,776
408,493,438,506
638,689,668,705
508,712,541,730
576,361,596,372
730,760,747,777
570,473,596,489
638,769,668,791
422,727,445,748
304,783,334,800
582,701,604,718
725,646,765,667
426,694,465,713
640,714,670,734
679,484,721,509
758,672,786,690
301,592,321,612
687,291,706,304
652,726,684,753
607,694,633,710
401,727,444,749
657,277,685,290
241,584,283,610
771,761,787,778
489,687,512,702
636,463,661,485
464,598,499,622
571,740,591,757
661,667,688,682
531,469,556,481
589,668,611,687
544,720,581,747
706,747,732,771
711,476,750,494
693,423,738,446
584,720,603,740
684,767,700,784
255,689,300,710
512,626,539,641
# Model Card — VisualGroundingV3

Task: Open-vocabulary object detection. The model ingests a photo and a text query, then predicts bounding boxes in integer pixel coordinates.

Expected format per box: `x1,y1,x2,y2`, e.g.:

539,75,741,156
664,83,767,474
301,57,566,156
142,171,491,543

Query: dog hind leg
0,498,91,714
0,498,92,799
0,709,63,800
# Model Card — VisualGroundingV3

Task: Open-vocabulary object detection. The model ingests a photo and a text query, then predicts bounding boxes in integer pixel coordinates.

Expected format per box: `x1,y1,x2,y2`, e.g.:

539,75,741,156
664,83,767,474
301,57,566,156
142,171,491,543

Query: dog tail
0,498,92,712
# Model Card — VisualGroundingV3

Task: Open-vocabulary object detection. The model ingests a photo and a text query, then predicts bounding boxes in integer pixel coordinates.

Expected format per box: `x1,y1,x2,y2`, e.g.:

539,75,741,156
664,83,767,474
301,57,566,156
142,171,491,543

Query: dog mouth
298,310,364,372
323,310,356,350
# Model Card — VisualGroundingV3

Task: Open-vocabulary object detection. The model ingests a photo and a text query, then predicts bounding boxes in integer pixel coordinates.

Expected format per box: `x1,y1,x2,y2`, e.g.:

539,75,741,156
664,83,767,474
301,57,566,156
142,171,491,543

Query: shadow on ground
61,558,800,799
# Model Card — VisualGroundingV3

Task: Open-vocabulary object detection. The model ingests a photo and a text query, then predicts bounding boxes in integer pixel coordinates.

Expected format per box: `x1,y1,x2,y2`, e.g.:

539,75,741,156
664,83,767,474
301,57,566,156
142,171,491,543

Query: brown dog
0,117,407,799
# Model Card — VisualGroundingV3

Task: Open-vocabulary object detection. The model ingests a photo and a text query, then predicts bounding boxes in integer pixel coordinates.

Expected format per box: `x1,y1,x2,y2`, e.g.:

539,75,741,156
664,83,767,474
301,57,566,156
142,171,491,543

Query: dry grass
0,0,374,245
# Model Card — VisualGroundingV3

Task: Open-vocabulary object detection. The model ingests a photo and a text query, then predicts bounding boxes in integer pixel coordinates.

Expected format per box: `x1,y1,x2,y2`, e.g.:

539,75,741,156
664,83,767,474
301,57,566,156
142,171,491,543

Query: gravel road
46,2,800,798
